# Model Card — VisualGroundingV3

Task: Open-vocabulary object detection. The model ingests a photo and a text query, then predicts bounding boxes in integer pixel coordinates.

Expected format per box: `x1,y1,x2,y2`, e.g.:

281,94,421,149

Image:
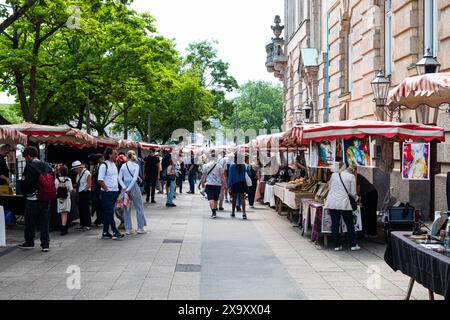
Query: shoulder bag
338,173,358,211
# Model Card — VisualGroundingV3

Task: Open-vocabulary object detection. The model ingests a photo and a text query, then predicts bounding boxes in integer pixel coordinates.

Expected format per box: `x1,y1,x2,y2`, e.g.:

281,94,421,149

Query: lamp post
416,48,441,75
294,106,303,126
371,71,396,120
302,101,313,123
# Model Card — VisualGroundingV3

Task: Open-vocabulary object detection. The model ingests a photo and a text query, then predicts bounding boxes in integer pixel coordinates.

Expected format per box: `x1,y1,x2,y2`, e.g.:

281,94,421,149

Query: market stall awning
292,120,445,143
95,136,119,148
0,125,28,145
387,73,450,109
140,143,173,151
4,123,97,148
118,140,140,149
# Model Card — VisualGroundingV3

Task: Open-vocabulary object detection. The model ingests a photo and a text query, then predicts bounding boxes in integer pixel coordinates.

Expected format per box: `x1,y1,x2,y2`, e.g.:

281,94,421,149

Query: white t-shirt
118,161,140,191
324,171,357,211
98,160,119,192
202,161,224,186
54,176,73,193
76,169,91,192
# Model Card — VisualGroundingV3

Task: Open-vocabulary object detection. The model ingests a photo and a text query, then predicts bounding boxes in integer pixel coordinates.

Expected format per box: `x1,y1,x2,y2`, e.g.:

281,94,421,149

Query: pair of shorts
205,185,221,201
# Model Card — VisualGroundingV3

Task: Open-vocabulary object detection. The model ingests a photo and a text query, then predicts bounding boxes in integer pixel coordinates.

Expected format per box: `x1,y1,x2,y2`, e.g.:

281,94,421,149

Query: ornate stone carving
271,15,284,39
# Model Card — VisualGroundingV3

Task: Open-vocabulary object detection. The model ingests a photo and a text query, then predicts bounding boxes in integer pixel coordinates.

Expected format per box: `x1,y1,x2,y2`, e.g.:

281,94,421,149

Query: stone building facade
266,0,450,217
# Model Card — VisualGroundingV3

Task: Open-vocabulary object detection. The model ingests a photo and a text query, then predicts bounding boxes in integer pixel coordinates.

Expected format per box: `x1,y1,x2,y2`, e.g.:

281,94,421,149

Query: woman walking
324,165,360,251
98,147,124,240
165,158,177,207
248,161,259,208
227,154,250,220
118,150,147,235
55,166,73,236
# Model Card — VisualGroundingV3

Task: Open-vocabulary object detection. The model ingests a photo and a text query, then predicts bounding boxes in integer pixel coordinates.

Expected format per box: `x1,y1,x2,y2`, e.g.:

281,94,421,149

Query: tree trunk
28,23,41,121
0,0,37,34
123,107,128,139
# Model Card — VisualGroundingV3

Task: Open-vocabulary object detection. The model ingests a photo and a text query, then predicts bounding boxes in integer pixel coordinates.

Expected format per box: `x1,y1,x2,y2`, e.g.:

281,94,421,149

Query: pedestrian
218,151,229,211
72,160,92,231
324,165,360,251
201,150,224,218
144,148,160,204
55,165,73,236
176,159,186,194
357,170,379,238
161,150,171,194
98,147,124,240
248,161,259,208
165,157,177,207
89,154,103,227
19,146,54,252
118,150,147,235
227,153,249,220
0,144,11,186
187,151,197,194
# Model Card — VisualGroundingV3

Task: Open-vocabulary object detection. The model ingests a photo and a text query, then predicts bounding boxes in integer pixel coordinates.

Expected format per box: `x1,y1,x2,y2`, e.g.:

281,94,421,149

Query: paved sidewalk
0,190,443,300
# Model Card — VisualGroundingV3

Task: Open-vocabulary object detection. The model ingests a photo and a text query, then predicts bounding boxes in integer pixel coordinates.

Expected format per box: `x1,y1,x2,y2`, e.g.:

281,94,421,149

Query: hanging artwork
309,140,336,168
343,137,372,167
402,142,430,181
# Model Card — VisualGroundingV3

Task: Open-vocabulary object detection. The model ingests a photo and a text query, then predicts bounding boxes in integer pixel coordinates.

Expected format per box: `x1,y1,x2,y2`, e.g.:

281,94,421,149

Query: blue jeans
330,209,356,248
123,182,147,231
166,180,176,204
101,191,120,236
188,174,195,193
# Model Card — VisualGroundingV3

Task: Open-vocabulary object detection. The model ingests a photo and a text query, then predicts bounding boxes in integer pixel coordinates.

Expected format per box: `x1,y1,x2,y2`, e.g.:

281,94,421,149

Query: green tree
228,80,283,132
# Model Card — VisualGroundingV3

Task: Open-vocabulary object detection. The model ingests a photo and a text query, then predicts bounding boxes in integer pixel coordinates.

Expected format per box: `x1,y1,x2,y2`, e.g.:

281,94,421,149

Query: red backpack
37,171,57,202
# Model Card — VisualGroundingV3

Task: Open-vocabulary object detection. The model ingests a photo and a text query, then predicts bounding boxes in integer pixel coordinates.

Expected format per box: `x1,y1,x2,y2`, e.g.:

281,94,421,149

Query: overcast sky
0,0,284,104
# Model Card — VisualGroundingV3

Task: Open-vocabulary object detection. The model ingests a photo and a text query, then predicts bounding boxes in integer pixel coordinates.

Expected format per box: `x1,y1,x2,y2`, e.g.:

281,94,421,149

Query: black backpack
56,178,69,199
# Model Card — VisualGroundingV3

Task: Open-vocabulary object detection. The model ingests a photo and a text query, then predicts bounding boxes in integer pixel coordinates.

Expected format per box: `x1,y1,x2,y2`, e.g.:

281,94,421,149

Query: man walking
201,150,224,219
187,151,197,194
144,148,160,204
19,147,53,252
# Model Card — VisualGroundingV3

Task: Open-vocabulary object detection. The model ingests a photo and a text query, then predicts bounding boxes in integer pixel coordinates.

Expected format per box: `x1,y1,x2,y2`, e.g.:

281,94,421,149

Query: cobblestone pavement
0,189,443,300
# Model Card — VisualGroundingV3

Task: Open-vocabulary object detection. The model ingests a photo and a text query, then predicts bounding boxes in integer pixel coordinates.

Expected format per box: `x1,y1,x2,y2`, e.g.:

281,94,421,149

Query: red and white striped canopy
387,73,450,109
4,123,97,148
140,143,173,151
0,126,28,145
289,120,445,143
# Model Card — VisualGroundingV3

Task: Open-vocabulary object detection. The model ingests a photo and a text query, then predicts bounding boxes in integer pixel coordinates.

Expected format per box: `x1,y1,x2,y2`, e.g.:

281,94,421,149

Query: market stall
285,119,445,245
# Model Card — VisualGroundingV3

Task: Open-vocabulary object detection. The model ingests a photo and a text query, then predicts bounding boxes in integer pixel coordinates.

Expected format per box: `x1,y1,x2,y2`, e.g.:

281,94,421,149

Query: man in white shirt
72,161,92,231
201,150,224,219
218,151,229,210
98,148,124,240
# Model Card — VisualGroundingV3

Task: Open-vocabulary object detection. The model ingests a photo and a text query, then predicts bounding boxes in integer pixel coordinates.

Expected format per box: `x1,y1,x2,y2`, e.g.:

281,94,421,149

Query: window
384,0,394,75
424,0,439,56
348,26,353,92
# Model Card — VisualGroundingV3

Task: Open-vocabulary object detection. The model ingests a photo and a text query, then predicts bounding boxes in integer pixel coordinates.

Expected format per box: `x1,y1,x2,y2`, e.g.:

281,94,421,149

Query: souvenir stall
287,119,445,246
0,126,28,226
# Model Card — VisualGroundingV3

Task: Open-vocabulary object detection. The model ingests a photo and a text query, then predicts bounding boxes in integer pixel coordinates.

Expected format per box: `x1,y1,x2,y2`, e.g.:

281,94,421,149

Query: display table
0,195,25,216
385,231,450,300
273,183,287,215
263,184,276,207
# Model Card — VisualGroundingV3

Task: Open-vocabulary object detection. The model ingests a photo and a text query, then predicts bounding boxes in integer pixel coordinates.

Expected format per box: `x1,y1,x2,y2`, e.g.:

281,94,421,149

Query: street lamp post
416,48,441,75
302,101,313,123
294,106,303,126
371,71,394,120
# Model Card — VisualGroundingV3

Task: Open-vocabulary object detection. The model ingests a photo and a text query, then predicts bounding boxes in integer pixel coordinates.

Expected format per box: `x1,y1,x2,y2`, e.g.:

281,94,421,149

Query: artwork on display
335,139,343,163
343,137,372,167
321,209,333,234
341,207,363,233
402,142,430,181
309,140,336,168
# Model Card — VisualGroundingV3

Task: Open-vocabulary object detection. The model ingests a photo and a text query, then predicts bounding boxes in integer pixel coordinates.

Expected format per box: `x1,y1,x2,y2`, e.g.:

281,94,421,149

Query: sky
0,0,284,104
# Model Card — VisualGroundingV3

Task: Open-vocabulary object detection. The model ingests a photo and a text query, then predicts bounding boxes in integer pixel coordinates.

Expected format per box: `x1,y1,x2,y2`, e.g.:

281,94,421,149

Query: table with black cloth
0,195,25,216
385,231,450,300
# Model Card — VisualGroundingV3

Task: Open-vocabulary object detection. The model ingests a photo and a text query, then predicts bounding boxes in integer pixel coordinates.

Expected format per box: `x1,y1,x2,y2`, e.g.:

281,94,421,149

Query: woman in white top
118,150,147,235
55,166,73,236
324,165,360,251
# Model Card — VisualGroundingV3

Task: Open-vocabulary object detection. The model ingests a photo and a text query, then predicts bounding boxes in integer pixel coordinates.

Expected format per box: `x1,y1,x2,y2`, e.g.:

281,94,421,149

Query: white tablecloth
0,206,5,247
263,184,276,207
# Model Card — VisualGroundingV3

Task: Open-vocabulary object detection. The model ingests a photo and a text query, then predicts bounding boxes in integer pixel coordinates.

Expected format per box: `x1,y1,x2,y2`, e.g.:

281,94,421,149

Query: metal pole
147,113,151,142
123,107,128,140
86,89,91,134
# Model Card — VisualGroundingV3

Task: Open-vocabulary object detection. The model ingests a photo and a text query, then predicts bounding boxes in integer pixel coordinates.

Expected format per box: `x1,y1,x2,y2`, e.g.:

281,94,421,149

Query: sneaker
151,200,156,204
243,213,247,220
231,213,236,218
225,199,230,203
137,229,147,234
211,212,217,219
112,233,125,241
334,246,343,251
351,245,361,251
18,243,34,250
42,248,49,253
125,230,133,235
250,205,255,209
219,207,224,211
102,233,113,240
94,223,103,228
236,207,241,212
